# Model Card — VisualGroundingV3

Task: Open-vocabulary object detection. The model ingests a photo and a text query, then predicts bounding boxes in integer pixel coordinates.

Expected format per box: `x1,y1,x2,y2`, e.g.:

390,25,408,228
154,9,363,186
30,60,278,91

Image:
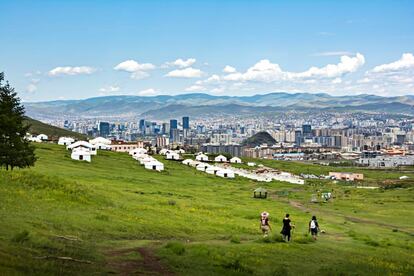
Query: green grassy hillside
24,117,87,140
0,144,413,275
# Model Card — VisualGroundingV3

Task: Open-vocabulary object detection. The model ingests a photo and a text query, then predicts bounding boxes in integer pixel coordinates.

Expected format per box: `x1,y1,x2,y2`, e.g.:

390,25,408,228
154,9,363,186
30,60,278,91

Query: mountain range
23,92,414,120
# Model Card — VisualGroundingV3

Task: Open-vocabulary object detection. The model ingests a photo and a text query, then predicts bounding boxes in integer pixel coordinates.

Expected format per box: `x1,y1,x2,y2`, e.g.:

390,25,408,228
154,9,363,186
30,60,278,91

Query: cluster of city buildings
46,112,414,168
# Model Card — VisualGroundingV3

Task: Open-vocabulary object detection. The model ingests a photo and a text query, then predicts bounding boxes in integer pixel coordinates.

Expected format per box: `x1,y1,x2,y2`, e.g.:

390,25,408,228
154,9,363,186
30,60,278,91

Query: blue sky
1,0,413,101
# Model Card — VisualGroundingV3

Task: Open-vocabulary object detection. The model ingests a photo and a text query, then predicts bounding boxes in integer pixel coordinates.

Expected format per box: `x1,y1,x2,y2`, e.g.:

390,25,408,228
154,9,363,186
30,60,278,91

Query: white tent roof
89,137,111,145
230,157,242,162
215,155,227,161
129,148,147,155
67,141,94,150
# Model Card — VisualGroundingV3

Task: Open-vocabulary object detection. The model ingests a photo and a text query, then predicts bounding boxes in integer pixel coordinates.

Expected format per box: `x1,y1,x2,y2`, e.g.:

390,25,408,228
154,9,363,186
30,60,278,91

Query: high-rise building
182,116,189,129
99,122,110,137
139,119,145,134
302,124,312,138
170,119,178,139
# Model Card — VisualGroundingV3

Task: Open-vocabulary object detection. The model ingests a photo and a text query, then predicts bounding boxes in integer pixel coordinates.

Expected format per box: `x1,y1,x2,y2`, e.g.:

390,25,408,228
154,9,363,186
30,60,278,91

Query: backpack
310,220,316,229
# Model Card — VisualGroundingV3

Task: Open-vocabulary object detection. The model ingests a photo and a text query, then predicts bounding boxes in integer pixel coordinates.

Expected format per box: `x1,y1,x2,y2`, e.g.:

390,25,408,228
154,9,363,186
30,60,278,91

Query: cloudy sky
1,0,413,101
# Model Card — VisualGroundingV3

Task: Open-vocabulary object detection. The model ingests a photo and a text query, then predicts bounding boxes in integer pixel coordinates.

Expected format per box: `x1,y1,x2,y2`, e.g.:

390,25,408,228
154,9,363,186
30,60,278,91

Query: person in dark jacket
280,214,295,242
309,215,320,240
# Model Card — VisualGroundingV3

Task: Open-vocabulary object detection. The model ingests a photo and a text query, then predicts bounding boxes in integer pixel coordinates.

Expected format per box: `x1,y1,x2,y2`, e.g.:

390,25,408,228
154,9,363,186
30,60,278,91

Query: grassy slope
0,144,412,275
24,117,87,140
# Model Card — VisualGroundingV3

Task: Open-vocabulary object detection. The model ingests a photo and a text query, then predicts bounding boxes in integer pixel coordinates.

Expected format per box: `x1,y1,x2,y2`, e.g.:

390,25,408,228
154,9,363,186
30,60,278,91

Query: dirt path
106,246,174,275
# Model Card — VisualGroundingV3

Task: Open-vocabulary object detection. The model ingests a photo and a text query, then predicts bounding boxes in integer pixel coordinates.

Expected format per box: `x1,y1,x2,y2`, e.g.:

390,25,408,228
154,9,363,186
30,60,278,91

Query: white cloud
138,88,157,96
332,78,342,84
114,60,155,72
99,85,120,93
26,83,37,93
48,66,96,76
130,71,150,80
165,67,203,78
371,53,414,73
185,85,206,92
223,65,236,73
164,58,196,68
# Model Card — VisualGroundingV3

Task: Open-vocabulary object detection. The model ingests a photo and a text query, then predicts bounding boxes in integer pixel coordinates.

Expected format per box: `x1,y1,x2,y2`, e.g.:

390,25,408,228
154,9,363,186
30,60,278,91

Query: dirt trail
106,247,174,275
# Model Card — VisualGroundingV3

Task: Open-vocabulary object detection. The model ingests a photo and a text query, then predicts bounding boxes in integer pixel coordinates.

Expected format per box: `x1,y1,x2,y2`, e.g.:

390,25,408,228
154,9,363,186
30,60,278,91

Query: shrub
11,230,30,243
165,241,185,255
167,200,177,206
230,236,241,244
221,258,252,273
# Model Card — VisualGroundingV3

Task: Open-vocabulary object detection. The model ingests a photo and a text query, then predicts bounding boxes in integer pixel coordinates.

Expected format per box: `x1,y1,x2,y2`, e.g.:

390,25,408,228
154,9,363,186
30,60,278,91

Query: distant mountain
24,117,87,140
23,92,414,120
241,131,276,147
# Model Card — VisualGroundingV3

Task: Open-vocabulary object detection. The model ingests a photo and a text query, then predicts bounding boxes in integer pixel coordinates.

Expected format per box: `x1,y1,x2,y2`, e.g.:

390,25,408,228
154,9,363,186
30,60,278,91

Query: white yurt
129,148,147,156
58,137,75,146
140,156,156,165
71,147,91,162
144,160,164,171
37,134,48,141
190,160,201,167
67,141,97,155
166,152,180,160
206,166,220,175
89,137,111,145
196,163,210,171
176,149,186,154
95,143,112,150
182,159,193,165
27,136,42,143
214,155,227,163
230,157,242,164
133,153,148,161
216,169,235,178
196,154,209,161
159,149,170,155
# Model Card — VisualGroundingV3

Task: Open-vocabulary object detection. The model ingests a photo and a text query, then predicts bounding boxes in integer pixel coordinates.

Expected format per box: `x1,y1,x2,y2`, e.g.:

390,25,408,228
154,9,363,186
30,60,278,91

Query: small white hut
37,134,48,141
182,159,194,165
89,137,111,145
166,152,180,160
214,155,227,163
159,149,170,155
144,160,164,171
140,156,156,165
58,137,75,146
206,166,220,175
129,148,147,156
216,169,235,178
230,157,242,164
196,154,209,161
67,141,97,155
196,163,210,171
176,149,186,154
71,148,91,162
95,143,112,150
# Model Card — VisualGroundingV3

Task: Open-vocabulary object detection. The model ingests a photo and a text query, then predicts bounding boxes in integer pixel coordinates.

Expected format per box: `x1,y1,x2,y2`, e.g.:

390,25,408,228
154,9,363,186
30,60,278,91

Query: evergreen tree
0,72,37,170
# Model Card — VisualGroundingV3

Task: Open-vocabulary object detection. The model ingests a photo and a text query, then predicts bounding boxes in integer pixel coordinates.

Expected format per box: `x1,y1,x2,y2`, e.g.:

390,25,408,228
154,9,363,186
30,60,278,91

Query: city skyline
1,0,413,102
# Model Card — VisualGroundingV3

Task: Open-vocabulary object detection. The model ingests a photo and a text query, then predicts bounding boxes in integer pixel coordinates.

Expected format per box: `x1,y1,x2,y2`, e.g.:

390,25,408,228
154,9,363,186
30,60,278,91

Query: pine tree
0,72,37,170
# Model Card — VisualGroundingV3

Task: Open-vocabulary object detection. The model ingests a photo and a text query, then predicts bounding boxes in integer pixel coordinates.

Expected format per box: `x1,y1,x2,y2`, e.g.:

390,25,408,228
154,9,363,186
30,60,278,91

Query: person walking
309,215,320,240
260,211,271,237
281,214,294,242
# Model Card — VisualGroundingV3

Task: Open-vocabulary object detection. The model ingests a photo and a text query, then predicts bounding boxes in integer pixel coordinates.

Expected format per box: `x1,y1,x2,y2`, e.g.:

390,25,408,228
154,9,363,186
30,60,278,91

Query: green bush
165,241,186,255
230,236,241,244
11,230,30,243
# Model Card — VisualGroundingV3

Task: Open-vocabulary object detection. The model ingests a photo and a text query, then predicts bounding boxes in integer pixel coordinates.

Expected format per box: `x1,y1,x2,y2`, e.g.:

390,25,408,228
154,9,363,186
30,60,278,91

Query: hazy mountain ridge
24,92,414,120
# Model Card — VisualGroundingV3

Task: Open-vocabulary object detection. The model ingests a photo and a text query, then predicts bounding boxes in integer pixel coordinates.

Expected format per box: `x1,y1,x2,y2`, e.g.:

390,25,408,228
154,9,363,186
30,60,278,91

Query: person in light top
260,212,271,237
309,215,320,240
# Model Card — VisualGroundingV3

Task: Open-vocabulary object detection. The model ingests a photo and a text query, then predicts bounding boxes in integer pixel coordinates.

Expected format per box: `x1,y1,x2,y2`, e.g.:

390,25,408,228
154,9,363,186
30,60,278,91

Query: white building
67,141,97,155
58,137,75,146
182,159,194,165
214,155,227,162
144,160,164,171
89,137,111,145
230,157,242,164
37,134,48,141
358,155,414,167
140,156,156,165
166,152,180,160
196,163,210,171
216,169,235,178
71,147,91,162
129,148,147,156
196,154,209,161
206,166,220,175
95,143,112,150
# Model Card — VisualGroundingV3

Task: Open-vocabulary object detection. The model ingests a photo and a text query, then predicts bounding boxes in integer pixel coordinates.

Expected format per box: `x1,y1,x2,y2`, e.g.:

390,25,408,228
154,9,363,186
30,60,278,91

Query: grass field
0,143,413,275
